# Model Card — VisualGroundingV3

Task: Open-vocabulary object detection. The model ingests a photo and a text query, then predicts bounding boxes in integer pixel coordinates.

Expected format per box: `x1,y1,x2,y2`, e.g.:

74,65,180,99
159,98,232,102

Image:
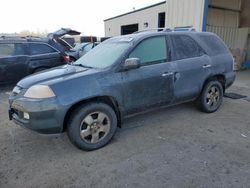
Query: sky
1,0,163,36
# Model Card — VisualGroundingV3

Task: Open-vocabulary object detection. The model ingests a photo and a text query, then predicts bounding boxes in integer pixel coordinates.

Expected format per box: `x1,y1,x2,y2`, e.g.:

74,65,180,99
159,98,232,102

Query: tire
67,103,117,151
197,80,223,113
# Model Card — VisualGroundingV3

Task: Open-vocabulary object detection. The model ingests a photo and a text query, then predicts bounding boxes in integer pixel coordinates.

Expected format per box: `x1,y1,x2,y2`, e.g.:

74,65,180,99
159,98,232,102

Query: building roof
104,1,166,22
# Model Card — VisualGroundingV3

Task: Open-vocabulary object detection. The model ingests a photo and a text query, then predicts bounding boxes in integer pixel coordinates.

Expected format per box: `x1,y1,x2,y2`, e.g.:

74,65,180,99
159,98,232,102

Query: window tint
30,43,57,55
0,44,14,57
0,43,28,57
199,35,228,55
13,43,27,55
171,35,204,60
129,36,167,65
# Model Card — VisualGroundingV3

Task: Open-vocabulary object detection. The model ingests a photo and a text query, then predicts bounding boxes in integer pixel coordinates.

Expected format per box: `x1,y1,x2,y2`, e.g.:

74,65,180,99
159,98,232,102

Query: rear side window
30,43,57,55
199,35,228,55
129,36,167,65
0,43,28,57
0,44,14,57
171,35,204,61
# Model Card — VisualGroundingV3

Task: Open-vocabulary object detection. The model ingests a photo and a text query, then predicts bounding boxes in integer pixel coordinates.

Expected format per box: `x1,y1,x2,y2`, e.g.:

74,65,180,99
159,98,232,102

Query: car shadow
118,102,196,131
0,83,15,92
4,102,198,154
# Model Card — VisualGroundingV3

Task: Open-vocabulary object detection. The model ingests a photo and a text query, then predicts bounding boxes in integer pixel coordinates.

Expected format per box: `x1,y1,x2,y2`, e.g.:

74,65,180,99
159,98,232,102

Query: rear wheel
67,103,117,151
197,80,223,113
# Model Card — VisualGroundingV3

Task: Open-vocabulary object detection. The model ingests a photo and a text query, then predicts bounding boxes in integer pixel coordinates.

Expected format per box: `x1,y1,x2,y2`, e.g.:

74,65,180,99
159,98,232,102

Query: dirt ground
0,71,250,188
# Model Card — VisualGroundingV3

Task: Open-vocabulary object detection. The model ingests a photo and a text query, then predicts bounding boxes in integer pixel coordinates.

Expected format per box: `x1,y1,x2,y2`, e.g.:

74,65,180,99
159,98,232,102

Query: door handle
203,64,211,69
162,72,173,77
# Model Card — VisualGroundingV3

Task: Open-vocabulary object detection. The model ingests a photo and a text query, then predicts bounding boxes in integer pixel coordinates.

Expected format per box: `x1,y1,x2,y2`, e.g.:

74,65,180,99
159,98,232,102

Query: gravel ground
0,71,250,188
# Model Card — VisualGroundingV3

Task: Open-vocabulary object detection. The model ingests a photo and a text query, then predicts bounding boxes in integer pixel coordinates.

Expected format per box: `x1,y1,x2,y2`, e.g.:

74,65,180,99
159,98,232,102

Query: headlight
24,85,56,99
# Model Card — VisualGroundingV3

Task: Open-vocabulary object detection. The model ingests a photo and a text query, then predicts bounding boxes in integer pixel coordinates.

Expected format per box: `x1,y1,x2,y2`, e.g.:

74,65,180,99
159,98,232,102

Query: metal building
104,0,250,69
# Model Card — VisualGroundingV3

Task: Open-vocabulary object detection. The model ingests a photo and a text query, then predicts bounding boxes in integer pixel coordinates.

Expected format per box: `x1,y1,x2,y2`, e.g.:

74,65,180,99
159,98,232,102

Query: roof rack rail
0,35,22,39
133,26,196,34
173,26,196,32
0,35,45,41
133,28,172,34
25,35,43,39
1,35,43,38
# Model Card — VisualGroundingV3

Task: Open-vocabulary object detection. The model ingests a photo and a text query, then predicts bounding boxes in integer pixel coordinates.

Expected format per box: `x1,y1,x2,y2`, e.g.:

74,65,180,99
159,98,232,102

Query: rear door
169,34,211,101
0,43,29,83
121,36,175,113
28,43,64,73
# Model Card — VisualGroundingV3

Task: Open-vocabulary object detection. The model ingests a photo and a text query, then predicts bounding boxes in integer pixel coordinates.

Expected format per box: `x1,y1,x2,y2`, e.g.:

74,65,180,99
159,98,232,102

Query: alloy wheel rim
206,86,220,107
80,111,111,144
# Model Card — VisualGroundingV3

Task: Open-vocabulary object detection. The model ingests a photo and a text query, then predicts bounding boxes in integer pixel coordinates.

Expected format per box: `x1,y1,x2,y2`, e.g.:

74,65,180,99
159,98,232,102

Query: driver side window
129,36,167,66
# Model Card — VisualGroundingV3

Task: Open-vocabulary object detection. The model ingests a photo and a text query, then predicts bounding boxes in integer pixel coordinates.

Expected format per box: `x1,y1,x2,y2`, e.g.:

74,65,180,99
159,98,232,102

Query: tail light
63,55,70,63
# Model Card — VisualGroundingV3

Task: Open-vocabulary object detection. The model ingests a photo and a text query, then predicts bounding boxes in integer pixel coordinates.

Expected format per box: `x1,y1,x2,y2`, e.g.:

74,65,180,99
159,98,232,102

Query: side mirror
123,58,140,71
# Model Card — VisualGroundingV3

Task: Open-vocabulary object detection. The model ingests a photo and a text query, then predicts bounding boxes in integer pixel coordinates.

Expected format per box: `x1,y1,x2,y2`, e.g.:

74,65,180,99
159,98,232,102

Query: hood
17,65,88,89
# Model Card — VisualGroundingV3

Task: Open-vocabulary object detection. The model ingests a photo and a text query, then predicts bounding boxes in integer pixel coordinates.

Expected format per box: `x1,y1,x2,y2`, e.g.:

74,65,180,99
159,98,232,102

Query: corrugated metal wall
209,0,241,10
104,3,166,37
207,8,239,27
207,26,238,48
207,26,250,69
240,0,250,27
166,0,205,31
207,26,249,51
206,0,250,67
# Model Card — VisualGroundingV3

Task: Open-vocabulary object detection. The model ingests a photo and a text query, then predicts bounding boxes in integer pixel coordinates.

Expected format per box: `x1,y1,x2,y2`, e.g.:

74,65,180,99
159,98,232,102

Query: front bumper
9,97,66,134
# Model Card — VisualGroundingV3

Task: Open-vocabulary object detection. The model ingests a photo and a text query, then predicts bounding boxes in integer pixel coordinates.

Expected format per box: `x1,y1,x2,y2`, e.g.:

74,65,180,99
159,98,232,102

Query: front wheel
197,80,223,113
67,103,117,151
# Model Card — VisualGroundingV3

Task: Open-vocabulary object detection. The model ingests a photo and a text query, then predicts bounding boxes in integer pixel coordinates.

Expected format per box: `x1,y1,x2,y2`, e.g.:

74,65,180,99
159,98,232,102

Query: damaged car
0,28,80,84
9,30,235,151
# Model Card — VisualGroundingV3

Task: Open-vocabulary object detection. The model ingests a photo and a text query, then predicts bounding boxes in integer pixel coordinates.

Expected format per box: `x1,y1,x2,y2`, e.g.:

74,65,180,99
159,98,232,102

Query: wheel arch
203,74,226,92
63,96,122,132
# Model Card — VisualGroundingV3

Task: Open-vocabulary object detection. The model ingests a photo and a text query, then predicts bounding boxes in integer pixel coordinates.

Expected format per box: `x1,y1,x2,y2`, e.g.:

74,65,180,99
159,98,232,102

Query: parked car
66,36,100,61
67,42,100,60
0,28,80,84
9,30,235,151
47,28,80,51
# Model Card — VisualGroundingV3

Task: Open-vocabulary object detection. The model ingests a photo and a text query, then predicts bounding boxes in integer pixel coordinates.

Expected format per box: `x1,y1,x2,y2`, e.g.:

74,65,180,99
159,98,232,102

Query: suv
9,31,236,151
0,28,80,84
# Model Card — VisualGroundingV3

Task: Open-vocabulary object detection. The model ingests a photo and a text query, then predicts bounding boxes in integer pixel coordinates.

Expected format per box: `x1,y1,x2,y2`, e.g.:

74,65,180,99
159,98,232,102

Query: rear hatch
48,28,81,51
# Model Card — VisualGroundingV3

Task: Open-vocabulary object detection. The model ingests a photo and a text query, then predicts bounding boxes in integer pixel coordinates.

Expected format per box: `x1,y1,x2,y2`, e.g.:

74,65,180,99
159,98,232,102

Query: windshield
73,42,131,69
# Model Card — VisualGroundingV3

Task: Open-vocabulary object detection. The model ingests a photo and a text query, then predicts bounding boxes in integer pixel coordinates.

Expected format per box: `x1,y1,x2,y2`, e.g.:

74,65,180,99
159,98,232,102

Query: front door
121,36,174,113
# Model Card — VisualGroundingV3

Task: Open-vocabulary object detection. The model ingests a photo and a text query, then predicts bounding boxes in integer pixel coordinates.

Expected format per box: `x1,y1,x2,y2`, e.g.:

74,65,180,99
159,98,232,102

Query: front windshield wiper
73,64,93,68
